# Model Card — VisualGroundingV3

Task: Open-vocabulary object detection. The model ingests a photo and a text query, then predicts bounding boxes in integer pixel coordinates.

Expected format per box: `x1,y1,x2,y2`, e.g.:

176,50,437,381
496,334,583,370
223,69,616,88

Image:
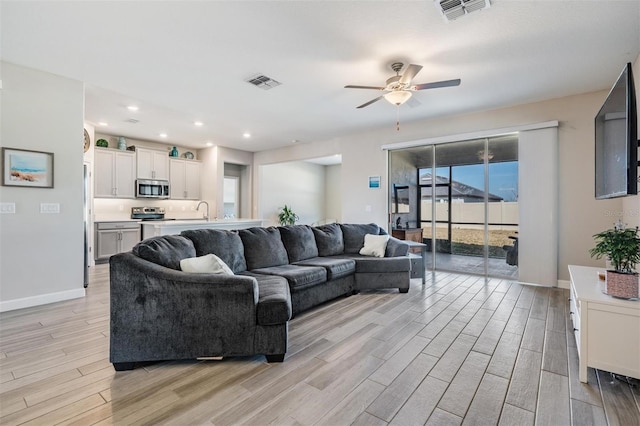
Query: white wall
259,161,326,226
0,62,85,311
324,164,342,223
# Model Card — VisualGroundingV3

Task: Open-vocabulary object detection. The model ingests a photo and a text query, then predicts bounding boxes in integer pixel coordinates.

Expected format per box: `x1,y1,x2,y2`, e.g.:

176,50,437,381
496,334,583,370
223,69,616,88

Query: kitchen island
141,219,264,239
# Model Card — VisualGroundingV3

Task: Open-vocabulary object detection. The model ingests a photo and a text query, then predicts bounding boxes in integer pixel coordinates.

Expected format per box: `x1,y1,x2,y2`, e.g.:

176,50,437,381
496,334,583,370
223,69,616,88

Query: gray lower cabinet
95,222,141,261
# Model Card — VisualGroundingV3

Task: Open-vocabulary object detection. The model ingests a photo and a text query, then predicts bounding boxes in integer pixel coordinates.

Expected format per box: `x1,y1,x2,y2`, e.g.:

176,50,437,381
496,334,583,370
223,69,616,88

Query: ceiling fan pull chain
396,106,401,131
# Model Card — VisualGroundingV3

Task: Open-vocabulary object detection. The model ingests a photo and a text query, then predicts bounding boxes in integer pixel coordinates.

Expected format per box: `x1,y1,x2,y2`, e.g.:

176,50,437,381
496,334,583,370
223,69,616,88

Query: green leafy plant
589,223,640,274
278,205,299,226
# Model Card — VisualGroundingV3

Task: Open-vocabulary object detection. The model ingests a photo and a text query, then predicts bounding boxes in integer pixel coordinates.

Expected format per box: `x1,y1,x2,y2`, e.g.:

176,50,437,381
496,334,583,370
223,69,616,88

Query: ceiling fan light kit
384,90,412,106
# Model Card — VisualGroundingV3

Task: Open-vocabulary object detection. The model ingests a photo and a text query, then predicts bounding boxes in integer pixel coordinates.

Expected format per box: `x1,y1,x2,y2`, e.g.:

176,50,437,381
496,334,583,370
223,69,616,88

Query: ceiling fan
345,62,461,109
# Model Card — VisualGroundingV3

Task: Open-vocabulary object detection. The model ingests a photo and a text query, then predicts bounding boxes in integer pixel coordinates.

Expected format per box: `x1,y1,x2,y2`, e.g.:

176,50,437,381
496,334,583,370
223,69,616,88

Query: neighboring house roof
420,173,504,202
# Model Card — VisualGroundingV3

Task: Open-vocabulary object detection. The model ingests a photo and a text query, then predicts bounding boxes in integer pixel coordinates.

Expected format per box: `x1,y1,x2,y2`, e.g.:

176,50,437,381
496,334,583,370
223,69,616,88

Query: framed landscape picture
2,148,54,188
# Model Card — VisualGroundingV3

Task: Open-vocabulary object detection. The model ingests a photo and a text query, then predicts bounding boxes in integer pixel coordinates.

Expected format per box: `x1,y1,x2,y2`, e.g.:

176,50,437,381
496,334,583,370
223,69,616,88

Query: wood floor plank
429,333,477,383
366,353,439,422
352,411,389,426
316,379,385,426
472,318,507,355
521,317,546,352
499,403,535,426
567,344,603,407
542,329,568,376
423,319,467,358
535,371,570,426
596,369,640,426
504,307,531,336
462,373,509,426
486,331,522,379
505,348,543,412
437,351,491,417
425,408,463,426
389,375,448,426
571,399,608,426
368,335,430,386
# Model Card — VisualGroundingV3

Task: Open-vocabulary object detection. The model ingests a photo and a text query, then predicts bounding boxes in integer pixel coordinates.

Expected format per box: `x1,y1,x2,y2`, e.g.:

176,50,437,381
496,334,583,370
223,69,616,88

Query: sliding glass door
390,135,518,279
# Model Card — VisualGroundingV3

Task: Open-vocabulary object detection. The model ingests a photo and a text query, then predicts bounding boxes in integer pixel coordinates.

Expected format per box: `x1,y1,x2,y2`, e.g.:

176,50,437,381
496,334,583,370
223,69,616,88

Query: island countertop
141,218,264,238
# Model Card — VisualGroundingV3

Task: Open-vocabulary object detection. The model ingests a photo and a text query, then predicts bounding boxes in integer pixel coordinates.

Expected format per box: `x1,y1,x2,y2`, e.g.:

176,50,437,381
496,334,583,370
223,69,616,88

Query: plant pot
605,270,639,299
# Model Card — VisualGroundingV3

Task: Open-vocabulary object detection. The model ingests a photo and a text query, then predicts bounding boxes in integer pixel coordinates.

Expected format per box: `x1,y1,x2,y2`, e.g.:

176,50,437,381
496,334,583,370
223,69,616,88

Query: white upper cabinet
136,147,170,180
94,148,136,198
170,159,201,200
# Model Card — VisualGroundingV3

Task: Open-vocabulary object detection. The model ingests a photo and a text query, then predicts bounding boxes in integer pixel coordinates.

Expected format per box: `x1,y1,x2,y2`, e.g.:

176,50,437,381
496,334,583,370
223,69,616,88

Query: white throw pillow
359,234,389,258
180,253,234,275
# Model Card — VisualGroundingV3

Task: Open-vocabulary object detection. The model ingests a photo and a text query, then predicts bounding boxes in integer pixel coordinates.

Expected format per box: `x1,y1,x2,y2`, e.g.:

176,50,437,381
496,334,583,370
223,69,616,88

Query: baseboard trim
0,288,86,312
557,279,570,289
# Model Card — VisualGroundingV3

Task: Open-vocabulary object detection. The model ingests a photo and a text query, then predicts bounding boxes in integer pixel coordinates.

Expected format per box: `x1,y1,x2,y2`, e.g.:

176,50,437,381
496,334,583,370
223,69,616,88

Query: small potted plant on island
589,221,640,299
278,205,299,226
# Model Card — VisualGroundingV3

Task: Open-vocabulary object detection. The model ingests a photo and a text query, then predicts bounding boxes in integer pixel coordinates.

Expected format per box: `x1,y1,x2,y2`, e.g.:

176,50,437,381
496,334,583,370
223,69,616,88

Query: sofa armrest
385,236,410,257
109,252,260,363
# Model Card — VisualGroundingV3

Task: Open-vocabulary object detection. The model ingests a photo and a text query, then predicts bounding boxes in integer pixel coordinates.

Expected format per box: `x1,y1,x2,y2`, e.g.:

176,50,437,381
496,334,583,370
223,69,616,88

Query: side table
404,240,427,284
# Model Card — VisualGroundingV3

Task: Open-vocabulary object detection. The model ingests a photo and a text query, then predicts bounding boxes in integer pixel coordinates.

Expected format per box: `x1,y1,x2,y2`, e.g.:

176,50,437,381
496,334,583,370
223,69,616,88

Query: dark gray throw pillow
340,223,381,254
312,223,344,256
133,235,196,270
181,229,247,273
239,227,289,269
279,225,319,263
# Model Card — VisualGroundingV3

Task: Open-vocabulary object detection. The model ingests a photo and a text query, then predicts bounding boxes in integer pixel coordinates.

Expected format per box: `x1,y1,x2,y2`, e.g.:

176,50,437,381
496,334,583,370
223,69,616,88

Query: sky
440,161,519,202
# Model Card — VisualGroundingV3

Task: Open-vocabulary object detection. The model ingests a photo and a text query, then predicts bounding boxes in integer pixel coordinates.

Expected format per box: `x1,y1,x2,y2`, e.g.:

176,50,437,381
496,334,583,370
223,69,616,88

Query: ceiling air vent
435,0,490,21
245,74,281,90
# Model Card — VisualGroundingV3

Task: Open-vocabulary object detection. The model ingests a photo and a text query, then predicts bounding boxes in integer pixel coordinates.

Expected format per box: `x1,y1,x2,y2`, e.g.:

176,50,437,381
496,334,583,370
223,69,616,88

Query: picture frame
368,175,381,189
2,147,54,188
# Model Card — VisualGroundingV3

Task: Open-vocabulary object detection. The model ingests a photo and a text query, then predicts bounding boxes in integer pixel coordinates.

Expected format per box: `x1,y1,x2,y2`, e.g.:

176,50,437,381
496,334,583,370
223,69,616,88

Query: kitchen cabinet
136,147,169,180
95,222,141,261
170,158,201,200
94,148,136,198
568,265,640,382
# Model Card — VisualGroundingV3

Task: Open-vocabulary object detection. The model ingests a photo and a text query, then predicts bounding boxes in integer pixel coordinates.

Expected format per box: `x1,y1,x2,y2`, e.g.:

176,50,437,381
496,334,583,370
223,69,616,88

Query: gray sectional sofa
109,223,410,371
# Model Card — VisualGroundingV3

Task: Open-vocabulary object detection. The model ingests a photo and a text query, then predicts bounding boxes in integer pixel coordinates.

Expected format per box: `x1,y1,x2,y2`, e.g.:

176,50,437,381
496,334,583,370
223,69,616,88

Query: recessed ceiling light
292,139,300,144
98,122,108,126
205,142,214,147
159,133,168,138
194,121,204,127
243,132,251,138
127,105,139,111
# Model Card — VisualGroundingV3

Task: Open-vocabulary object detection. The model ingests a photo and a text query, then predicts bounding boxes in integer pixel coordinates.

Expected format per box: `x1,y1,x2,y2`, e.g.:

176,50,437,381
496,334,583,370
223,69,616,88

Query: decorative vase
117,137,127,150
605,270,639,299
170,146,178,157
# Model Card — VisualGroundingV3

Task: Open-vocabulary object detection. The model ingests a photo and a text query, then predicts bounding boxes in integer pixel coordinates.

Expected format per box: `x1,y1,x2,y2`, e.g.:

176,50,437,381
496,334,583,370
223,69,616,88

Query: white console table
568,265,640,383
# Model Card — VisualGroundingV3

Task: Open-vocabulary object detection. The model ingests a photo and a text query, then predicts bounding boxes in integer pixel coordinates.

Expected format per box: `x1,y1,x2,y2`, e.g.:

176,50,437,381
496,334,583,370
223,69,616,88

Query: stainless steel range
131,206,167,221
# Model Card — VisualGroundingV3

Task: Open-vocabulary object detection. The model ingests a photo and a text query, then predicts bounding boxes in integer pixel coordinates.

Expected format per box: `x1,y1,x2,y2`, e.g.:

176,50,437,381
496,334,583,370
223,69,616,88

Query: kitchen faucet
196,201,209,221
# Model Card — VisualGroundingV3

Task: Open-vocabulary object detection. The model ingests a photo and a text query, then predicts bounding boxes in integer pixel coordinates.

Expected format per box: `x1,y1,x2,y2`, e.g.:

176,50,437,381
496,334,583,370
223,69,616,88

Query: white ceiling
2,1,639,152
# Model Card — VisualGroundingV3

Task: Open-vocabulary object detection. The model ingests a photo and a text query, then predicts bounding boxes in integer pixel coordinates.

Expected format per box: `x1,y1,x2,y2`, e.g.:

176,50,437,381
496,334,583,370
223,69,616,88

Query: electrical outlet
40,203,60,214
0,202,16,214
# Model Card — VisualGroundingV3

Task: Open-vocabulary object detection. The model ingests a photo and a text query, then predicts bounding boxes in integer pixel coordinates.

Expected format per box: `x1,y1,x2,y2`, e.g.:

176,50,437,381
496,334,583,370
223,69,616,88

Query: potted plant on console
589,221,640,299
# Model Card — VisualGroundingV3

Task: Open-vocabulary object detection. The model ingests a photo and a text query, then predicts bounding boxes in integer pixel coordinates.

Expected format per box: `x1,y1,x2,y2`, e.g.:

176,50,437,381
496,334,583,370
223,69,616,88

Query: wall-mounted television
594,62,638,199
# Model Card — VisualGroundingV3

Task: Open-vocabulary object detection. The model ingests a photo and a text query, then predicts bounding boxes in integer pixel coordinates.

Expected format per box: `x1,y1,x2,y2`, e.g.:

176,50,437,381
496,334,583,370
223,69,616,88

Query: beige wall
0,62,85,310
256,84,638,281
324,164,342,223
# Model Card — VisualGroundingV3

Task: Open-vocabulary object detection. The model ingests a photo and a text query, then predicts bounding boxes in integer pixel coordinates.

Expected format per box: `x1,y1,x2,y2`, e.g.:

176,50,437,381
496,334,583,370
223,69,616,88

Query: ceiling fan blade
399,64,423,84
413,78,461,90
344,85,385,90
357,96,384,109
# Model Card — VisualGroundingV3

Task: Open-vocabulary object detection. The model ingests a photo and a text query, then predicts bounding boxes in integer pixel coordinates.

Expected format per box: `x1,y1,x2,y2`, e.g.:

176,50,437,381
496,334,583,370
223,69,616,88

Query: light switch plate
0,202,16,214
40,203,60,214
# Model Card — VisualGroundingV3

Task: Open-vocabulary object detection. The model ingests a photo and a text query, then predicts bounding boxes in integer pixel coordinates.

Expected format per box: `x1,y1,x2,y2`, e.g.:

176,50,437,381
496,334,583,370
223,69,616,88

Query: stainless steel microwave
136,179,170,199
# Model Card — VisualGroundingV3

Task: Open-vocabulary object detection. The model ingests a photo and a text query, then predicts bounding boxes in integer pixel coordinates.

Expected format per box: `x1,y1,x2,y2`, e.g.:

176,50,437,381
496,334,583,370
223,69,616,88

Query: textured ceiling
2,1,639,152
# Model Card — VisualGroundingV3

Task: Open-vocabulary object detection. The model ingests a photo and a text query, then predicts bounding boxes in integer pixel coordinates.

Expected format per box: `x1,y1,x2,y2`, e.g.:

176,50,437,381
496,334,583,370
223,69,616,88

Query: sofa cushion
312,223,344,256
181,229,247,273
240,272,292,326
239,227,289,270
251,265,327,292
339,254,411,273
133,235,196,270
279,225,319,263
340,223,381,254
293,257,356,280
180,254,234,275
359,234,390,258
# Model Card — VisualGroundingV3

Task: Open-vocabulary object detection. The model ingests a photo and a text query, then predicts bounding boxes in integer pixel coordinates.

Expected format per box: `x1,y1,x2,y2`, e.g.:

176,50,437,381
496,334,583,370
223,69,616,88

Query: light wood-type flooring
1,265,639,425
